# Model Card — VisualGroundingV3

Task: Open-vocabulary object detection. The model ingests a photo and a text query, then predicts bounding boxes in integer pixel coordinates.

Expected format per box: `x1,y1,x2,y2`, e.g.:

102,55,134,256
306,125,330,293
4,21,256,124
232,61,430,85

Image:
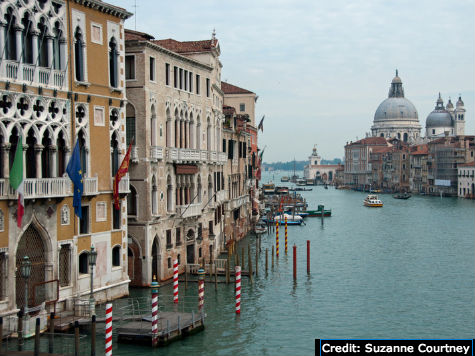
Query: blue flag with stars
66,140,83,219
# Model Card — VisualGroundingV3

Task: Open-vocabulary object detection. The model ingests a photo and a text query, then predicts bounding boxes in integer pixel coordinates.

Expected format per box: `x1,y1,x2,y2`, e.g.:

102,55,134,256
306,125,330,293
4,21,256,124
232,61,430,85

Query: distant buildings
304,146,342,184
343,70,474,197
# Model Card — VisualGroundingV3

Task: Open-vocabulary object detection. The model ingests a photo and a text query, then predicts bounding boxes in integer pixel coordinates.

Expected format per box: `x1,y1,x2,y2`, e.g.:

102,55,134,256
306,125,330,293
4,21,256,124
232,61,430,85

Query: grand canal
19,171,474,356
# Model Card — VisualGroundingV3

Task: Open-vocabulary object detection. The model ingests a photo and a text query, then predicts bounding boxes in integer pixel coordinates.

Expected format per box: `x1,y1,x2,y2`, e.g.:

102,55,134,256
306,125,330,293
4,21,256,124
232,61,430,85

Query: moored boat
306,209,332,217
364,194,383,207
393,192,411,199
281,176,290,182
262,183,275,195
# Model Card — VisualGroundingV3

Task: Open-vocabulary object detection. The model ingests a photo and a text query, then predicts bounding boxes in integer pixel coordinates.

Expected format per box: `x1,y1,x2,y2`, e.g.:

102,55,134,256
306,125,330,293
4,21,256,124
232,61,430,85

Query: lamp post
20,256,32,315
89,246,97,316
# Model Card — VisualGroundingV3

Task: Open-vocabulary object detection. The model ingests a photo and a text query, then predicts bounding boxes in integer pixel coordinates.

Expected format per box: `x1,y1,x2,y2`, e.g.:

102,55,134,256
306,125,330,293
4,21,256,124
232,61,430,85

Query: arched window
165,109,171,147
127,185,137,216
174,110,179,148
207,120,212,151
109,38,118,88
208,175,212,202
380,133,384,137
112,246,121,267
196,118,201,150
167,175,173,212
151,176,158,215
74,27,85,81
41,131,52,178
26,128,37,178
78,252,89,274
52,21,63,70
21,13,34,64
126,104,135,146
151,105,157,146
4,8,17,61
78,129,87,175
110,131,119,176
403,133,408,142
57,131,66,177
9,128,19,171
197,176,202,203
38,18,48,67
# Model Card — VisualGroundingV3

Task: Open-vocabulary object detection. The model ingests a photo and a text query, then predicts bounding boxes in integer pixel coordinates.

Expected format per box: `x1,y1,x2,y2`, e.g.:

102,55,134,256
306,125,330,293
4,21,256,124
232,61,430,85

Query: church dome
426,94,453,128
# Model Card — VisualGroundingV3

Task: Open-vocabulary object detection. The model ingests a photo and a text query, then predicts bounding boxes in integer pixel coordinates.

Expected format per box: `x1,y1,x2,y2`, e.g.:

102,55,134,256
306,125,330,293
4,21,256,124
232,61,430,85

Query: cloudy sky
109,0,474,162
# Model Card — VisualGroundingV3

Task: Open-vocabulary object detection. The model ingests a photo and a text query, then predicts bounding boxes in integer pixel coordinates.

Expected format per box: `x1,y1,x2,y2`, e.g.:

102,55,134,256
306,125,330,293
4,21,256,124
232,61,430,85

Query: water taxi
393,192,411,199
364,195,383,207
262,183,275,195
281,176,290,182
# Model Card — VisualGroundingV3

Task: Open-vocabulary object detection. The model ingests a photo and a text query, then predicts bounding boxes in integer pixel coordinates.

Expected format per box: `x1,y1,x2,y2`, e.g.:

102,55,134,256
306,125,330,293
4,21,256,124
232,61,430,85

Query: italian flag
9,137,24,228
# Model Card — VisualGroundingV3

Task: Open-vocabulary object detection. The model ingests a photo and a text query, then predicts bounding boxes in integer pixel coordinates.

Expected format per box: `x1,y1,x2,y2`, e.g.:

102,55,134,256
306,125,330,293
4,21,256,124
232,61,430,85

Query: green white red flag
9,137,24,227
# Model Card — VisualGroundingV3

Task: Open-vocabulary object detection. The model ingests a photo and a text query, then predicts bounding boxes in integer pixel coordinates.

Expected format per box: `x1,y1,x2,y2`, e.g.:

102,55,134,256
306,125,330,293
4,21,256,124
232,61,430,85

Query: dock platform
117,311,205,346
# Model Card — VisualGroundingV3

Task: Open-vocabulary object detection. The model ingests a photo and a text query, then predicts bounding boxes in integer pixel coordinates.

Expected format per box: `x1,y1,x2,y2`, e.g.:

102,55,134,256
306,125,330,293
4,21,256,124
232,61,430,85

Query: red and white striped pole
276,220,279,258
105,303,112,356
151,276,159,347
235,266,241,314
285,216,288,254
198,268,205,311
173,259,179,304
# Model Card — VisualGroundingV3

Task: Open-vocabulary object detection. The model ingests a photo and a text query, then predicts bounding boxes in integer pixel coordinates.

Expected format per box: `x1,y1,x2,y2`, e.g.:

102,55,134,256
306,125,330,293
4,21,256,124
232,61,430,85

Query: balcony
209,151,217,162
151,146,164,161
2,60,66,89
175,203,202,218
0,178,71,200
218,152,227,163
216,190,227,204
131,146,139,163
227,195,249,210
200,150,208,161
83,177,98,196
118,176,130,193
177,148,200,162
166,147,178,162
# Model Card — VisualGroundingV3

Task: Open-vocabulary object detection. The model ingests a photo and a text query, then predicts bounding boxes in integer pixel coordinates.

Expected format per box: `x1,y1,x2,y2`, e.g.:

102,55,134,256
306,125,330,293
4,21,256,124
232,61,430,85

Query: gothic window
74,27,85,81
59,245,71,287
151,105,157,146
38,18,48,68
53,22,63,70
78,129,87,175
126,104,135,146
127,185,137,216
41,131,52,178
0,253,7,300
4,8,17,60
109,38,118,88
110,131,119,176
112,246,121,267
21,13,34,64
0,209,4,232
57,131,66,177
26,129,37,178
9,128,19,171
167,175,173,212
151,176,158,216
61,205,70,225
113,203,121,230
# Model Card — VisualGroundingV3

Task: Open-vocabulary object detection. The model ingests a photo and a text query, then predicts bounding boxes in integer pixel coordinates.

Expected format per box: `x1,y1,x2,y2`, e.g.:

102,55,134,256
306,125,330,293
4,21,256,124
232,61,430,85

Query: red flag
113,142,133,210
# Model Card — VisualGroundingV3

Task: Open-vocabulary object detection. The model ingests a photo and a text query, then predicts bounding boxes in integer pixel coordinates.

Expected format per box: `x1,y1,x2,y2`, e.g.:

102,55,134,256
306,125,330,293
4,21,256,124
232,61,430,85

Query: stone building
124,29,230,284
0,0,132,323
371,71,421,142
304,145,342,184
425,94,466,139
457,162,475,198
409,144,429,193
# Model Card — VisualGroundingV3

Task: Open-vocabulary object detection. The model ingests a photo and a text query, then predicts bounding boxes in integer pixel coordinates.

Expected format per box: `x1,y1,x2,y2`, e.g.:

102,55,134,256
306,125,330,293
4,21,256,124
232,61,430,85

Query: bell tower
454,95,465,136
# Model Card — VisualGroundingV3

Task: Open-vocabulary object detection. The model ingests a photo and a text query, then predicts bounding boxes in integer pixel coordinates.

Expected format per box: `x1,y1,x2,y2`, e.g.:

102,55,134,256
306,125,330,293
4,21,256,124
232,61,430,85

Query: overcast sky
109,0,474,162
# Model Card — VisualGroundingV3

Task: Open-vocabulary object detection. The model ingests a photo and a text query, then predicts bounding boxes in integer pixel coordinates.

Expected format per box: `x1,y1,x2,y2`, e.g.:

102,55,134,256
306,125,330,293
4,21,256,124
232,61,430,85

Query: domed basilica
371,70,421,142
425,94,465,139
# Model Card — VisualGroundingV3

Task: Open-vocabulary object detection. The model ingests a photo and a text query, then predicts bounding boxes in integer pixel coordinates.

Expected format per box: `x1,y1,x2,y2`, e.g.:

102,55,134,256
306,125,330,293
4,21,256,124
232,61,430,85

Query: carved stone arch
165,98,171,111
23,121,41,143
53,125,71,148
36,13,54,36
0,122,7,140
2,4,21,28
127,233,142,286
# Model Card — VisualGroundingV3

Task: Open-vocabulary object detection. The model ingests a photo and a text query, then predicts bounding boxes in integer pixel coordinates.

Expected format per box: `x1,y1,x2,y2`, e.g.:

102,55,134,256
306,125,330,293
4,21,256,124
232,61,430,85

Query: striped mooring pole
235,266,241,314
173,259,179,304
284,216,288,254
276,219,279,258
105,303,113,356
151,276,159,347
198,268,205,311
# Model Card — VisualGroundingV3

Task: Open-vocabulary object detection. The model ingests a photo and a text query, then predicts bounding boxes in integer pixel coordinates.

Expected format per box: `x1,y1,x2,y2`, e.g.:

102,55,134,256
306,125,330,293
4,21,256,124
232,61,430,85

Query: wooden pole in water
34,318,40,356
226,256,230,284
307,240,310,274
91,315,96,356
74,320,80,356
271,245,274,269
0,317,3,351
255,242,259,277
293,244,297,280
321,204,324,225
17,309,23,351
49,312,55,354
214,262,218,290
248,244,253,283
265,248,268,274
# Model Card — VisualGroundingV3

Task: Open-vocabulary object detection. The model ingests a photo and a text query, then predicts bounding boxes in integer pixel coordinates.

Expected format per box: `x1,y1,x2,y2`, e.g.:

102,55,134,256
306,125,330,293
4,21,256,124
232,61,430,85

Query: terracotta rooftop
371,146,393,154
153,38,217,54
458,161,475,167
125,29,155,41
221,82,255,95
410,144,429,155
347,137,389,146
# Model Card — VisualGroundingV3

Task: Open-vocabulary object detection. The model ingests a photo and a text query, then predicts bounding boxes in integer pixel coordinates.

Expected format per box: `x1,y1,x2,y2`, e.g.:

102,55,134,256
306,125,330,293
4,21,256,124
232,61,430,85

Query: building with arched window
0,0,132,330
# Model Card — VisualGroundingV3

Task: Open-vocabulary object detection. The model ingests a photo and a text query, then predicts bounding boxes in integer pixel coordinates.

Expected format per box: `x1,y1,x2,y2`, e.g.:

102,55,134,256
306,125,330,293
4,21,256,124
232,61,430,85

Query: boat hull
364,202,383,207
306,210,332,217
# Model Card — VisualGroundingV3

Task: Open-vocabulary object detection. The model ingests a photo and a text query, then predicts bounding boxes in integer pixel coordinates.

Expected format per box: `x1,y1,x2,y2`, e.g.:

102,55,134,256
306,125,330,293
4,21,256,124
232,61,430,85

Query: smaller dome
426,94,453,128
456,96,464,107
446,98,454,110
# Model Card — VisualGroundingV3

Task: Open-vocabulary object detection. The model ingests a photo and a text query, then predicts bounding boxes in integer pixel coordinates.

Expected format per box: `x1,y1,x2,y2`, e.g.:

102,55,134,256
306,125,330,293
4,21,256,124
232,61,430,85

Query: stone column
59,39,67,70
35,145,43,179
46,36,53,69
175,120,179,148
22,145,27,180
50,145,57,178
0,25,5,61
1,144,11,179
31,32,39,82
180,120,184,149
15,28,22,61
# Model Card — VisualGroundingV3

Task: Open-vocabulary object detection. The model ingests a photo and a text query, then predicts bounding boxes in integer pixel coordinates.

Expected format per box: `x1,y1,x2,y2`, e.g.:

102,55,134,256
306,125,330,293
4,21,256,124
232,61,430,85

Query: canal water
16,170,474,355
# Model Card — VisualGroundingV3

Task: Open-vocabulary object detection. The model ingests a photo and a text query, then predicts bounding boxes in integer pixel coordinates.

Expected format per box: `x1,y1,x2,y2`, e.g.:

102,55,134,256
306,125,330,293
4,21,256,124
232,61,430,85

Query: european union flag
66,140,83,219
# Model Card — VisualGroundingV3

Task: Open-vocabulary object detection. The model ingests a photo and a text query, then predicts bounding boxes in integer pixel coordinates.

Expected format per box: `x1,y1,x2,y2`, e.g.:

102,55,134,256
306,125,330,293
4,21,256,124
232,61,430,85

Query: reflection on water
68,171,475,355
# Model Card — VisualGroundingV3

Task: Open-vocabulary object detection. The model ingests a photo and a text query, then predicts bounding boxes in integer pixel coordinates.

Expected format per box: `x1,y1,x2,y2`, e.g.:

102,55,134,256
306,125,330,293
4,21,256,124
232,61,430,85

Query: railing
218,152,227,163
176,203,201,218
210,151,217,162
228,195,249,210
200,150,208,161
151,146,164,161
83,177,98,196
1,60,66,88
166,147,178,161
0,178,71,199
